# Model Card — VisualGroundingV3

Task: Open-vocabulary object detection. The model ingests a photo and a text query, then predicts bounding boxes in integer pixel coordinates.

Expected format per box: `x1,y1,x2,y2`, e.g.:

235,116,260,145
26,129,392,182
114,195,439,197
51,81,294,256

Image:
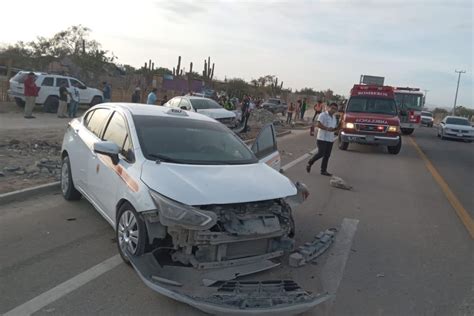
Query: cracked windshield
0,1,472,316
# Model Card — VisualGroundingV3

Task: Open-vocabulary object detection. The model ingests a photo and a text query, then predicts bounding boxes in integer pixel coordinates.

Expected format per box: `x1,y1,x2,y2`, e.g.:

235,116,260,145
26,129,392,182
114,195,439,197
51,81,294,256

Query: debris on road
330,176,353,190
376,273,385,278
248,108,282,128
289,228,337,267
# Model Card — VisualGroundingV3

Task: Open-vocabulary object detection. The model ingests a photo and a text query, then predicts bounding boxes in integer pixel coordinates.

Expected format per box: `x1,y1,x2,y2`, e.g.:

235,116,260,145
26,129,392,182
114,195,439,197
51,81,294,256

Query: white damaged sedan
60,103,329,315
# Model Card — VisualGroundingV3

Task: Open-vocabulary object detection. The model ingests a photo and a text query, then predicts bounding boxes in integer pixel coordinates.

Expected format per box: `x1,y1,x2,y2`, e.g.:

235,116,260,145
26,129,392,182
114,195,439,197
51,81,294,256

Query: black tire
15,97,25,108
440,130,446,140
387,137,402,155
116,203,147,265
90,96,103,107
401,128,414,135
61,155,82,201
338,135,349,150
43,96,59,113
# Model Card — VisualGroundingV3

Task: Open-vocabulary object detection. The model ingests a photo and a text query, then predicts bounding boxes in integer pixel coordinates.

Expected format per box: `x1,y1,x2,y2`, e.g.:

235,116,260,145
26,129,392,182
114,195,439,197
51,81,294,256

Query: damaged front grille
168,199,295,268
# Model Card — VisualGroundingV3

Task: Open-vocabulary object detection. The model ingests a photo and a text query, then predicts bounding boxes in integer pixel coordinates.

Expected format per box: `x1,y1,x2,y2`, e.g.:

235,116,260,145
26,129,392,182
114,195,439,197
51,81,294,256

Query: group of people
130,87,168,106
286,98,309,124
22,72,87,119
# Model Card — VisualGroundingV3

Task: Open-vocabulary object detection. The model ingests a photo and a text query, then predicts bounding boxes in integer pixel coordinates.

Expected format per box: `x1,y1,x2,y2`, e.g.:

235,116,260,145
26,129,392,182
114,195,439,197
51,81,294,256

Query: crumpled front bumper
341,131,400,146
128,251,331,315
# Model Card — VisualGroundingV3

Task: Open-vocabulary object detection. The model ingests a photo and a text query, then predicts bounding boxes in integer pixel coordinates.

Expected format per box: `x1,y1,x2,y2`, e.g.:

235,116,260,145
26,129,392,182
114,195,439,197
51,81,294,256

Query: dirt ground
0,102,86,194
0,101,313,194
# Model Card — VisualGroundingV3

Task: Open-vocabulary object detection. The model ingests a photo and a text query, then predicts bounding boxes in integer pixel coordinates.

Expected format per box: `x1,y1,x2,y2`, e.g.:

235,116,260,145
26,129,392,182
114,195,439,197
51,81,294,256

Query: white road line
321,218,359,300
281,148,318,172
4,146,320,315
3,255,122,316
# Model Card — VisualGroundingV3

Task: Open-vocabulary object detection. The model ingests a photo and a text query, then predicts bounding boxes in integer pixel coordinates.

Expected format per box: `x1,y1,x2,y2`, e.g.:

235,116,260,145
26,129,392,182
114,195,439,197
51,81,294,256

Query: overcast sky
1,0,472,107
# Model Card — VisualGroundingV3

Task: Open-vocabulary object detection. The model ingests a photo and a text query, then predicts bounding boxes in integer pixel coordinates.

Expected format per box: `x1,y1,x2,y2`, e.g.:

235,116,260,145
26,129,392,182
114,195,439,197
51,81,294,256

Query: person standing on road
131,87,141,103
102,82,111,102
161,94,168,106
68,82,80,118
57,82,69,118
312,100,324,122
287,102,295,124
147,88,158,105
300,98,307,120
23,72,39,119
306,103,340,176
295,100,301,121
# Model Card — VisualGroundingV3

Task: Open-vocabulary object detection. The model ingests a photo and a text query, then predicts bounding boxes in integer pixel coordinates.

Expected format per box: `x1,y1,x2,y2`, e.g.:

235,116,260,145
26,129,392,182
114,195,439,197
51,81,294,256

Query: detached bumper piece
201,280,331,315
341,131,400,146
128,251,331,315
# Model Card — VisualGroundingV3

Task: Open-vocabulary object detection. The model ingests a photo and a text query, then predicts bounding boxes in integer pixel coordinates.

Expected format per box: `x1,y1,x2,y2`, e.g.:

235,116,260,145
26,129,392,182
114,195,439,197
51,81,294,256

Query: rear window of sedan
446,117,469,126
189,98,222,110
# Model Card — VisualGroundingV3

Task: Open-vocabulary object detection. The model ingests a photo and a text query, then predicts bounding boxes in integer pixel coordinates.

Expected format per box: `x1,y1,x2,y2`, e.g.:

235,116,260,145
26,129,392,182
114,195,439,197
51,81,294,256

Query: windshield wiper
148,153,184,164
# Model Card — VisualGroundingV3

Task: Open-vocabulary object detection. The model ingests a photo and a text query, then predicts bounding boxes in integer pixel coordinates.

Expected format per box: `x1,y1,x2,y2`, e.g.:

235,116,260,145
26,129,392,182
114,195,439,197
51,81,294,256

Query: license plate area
366,135,375,142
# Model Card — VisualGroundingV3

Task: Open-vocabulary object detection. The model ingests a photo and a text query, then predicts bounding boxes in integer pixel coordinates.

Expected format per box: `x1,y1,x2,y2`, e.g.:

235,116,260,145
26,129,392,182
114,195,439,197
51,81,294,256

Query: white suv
8,71,103,113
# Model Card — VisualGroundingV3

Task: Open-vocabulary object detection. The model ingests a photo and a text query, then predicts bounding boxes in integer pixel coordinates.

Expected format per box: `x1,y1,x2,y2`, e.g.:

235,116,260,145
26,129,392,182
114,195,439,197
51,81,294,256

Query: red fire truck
339,84,402,154
393,87,424,135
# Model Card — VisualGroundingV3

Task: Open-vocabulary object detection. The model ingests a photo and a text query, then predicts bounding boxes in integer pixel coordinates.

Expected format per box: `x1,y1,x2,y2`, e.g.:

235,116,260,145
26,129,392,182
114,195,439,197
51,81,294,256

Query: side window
251,124,277,159
87,108,111,138
70,78,86,89
102,112,133,161
41,77,54,86
179,98,192,110
55,77,69,87
83,110,95,128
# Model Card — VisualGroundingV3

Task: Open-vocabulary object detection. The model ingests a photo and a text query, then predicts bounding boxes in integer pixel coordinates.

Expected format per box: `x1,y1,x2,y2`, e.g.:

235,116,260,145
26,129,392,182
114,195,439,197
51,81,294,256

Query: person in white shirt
306,103,340,176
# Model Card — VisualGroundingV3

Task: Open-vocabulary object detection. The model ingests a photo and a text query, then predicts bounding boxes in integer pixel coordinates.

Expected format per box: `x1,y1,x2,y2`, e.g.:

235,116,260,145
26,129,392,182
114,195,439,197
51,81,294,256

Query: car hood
445,124,473,130
88,87,103,95
140,160,296,205
345,112,400,125
196,108,236,119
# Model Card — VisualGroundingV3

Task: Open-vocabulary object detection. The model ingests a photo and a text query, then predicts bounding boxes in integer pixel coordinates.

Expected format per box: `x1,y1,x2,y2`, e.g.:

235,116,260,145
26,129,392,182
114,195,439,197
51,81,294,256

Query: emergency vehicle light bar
394,87,420,91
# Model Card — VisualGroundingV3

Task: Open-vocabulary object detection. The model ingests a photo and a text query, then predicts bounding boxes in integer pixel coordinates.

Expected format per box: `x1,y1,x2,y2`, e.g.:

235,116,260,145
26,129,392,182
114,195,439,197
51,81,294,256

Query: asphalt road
1,128,473,316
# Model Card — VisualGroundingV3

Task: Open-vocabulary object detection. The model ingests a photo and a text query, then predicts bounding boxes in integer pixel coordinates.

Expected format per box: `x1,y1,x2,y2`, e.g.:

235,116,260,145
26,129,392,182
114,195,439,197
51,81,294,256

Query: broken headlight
149,190,217,230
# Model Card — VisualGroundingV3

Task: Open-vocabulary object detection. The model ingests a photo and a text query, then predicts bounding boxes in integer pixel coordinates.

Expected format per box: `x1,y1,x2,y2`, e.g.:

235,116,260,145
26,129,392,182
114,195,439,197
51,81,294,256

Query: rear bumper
400,122,420,129
7,89,25,100
341,131,400,146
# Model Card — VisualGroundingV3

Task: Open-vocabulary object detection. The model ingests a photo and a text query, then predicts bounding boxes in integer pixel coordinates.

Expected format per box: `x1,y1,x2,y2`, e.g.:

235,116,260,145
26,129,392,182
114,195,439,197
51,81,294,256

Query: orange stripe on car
97,154,139,192
266,154,281,166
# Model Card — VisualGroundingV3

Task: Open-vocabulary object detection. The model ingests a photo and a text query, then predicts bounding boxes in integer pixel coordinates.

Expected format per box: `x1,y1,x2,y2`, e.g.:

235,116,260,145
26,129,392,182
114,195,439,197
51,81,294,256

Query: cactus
210,63,215,80
189,62,193,74
173,67,176,76
176,56,181,77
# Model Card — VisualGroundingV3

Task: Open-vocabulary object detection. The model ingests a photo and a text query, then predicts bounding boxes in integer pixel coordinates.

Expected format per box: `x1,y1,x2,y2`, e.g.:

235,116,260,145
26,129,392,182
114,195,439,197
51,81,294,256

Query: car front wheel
117,203,147,264
61,156,82,200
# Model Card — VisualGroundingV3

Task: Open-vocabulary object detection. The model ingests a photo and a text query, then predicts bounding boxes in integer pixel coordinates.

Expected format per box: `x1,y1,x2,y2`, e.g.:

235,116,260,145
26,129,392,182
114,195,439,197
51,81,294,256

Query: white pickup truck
8,71,103,113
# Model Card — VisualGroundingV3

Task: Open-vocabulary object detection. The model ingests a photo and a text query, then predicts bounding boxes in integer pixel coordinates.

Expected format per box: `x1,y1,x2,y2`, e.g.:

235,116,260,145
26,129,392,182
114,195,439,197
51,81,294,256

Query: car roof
97,103,217,123
445,116,468,120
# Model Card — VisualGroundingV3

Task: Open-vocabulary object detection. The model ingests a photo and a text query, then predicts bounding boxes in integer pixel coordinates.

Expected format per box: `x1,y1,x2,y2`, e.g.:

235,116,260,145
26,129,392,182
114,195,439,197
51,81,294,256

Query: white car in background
164,95,237,127
437,116,473,142
59,103,326,315
8,71,103,113
420,111,434,127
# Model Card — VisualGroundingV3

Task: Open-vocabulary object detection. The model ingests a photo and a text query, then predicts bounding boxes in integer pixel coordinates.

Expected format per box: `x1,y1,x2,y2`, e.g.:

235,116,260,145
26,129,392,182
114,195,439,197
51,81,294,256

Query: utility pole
453,70,466,115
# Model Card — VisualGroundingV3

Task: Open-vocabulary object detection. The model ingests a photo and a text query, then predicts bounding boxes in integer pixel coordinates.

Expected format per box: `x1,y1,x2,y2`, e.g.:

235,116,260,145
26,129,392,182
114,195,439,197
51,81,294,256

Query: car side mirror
94,141,120,165
180,106,188,110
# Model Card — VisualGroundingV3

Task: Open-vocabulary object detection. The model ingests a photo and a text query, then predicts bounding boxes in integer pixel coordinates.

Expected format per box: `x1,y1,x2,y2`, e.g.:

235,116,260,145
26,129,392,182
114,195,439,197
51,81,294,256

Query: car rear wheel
117,203,147,265
43,96,59,113
387,138,402,155
61,156,82,200
90,96,103,107
15,97,25,108
401,128,414,135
